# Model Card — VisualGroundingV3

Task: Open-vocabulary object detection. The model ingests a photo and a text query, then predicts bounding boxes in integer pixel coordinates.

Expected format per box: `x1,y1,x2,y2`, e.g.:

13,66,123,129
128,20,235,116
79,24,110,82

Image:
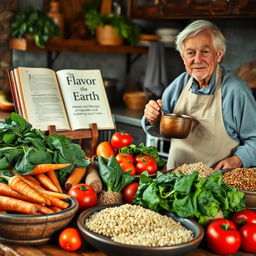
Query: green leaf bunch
98,155,135,192
133,170,246,224
85,9,140,46
0,113,89,184
11,7,60,47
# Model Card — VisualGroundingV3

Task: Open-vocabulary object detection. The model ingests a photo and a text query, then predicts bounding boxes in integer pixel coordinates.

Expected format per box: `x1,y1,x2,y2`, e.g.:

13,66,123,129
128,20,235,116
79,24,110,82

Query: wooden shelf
9,38,148,55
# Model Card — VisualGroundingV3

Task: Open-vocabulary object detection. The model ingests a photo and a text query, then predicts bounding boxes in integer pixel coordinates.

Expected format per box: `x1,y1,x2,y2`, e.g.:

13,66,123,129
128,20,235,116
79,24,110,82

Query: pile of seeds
222,168,256,191
172,162,215,178
85,204,194,247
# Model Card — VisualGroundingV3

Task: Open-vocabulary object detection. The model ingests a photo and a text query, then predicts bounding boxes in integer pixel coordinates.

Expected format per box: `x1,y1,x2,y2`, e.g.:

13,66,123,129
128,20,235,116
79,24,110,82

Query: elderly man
142,19,256,170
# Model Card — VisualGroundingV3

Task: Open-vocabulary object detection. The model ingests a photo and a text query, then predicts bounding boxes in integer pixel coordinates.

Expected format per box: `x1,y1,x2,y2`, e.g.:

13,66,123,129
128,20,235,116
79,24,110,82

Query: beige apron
167,65,239,169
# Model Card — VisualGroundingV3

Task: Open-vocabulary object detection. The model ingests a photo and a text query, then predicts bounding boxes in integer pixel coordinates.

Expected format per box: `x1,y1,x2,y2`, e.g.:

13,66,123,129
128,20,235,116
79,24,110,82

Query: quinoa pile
85,204,194,247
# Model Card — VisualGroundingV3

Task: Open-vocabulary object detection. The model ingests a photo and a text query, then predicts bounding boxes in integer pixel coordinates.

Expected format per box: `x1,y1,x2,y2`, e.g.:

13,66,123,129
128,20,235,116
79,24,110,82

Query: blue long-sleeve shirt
142,65,256,167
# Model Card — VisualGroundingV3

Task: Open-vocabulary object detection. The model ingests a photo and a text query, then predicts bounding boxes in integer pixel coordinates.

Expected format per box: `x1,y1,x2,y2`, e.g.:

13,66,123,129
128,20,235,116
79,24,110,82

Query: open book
9,67,115,131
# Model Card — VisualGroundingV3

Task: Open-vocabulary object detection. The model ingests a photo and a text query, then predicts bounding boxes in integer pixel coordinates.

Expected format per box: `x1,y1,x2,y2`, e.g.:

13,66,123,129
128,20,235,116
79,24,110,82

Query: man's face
181,30,223,86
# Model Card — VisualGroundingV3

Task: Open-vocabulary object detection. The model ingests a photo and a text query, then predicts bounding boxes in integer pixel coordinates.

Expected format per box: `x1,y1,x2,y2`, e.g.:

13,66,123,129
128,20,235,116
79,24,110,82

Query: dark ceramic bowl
0,197,78,245
77,205,204,256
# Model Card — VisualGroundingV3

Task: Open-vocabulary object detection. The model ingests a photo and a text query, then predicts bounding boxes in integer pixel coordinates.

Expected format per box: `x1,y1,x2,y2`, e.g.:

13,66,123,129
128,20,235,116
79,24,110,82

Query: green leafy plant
11,8,60,48
85,9,140,46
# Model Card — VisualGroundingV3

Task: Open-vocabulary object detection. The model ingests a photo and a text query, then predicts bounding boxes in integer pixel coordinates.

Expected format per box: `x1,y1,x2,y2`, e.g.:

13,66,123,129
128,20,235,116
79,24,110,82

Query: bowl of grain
77,204,204,256
222,168,256,210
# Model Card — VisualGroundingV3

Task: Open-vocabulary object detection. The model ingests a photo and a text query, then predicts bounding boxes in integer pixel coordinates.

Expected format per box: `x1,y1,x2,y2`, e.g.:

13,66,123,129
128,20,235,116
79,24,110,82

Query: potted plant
11,8,60,48
85,9,140,46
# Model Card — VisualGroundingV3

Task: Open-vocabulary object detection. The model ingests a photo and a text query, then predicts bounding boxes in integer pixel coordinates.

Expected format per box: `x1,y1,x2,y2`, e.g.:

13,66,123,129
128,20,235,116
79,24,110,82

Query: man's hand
144,99,162,125
214,155,242,170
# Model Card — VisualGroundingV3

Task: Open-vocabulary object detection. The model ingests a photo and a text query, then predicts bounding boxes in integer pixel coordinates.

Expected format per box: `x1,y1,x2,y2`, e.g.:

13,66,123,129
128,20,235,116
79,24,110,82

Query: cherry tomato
120,161,136,175
116,152,134,164
122,182,139,204
68,184,97,211
135,156,157,175
59,227,82,251
239,223,256,253
232,209,256,227
111,131,133,149
96,141,115,158
206,218,241,255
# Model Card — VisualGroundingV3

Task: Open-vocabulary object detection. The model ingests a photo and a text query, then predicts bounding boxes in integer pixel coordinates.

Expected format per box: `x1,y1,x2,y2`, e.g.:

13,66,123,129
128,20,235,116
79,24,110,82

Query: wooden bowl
0,197,78,245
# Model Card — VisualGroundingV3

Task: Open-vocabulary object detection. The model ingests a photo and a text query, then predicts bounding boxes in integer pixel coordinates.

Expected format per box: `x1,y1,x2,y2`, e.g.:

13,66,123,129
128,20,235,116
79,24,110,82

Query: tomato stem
221,223,232,230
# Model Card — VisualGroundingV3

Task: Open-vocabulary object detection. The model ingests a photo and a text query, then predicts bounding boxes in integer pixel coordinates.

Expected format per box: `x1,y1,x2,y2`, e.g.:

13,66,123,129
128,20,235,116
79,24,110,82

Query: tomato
122,182,139,204
206,218,241,255
239,223,256,253
68,184,97,211
120,161,136,175
59,227,82,251
96,141,115,158
135,156,157,175
116,152,134,164
111,131,133,149
232,209,256,227
135,154,151,163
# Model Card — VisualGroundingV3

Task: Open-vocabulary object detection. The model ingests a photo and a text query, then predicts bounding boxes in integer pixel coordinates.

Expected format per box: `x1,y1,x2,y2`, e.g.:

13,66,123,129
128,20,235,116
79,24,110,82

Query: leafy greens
133,170,246,224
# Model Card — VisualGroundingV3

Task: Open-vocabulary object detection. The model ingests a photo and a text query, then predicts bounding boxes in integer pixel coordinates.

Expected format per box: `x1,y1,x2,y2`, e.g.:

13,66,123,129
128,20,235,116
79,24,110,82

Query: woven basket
96,25,124,46
123,91,147,110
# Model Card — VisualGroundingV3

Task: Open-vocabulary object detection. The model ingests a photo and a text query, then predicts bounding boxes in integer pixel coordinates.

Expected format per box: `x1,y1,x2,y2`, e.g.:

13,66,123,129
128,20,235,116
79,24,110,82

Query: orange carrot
65,167,86,191
29,163,71,175
0,183,39,203
40,192,69,209
35,173,59,192
18,175,69,199
0,195,38,214
9,175,51,206
47,170,63,192
25,175,42,186
36,204,55,214
49,206,62,212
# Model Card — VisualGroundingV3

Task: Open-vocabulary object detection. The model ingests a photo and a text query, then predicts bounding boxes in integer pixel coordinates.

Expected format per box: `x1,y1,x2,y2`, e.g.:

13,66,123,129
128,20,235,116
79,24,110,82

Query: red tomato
96,141,115,158
111,131,133,149
116,152,134,164
68,184,97,211
232,209,256,227
122,182,139,204
120,161,136,175
135,156,157,175
59,227,82,251
239,223,256,253
135,154,151,163
206,218,241,255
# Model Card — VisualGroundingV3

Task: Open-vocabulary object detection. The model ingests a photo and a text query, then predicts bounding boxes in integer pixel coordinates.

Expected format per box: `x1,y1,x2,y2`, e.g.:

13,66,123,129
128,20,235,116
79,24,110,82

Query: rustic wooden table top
0,242,254,256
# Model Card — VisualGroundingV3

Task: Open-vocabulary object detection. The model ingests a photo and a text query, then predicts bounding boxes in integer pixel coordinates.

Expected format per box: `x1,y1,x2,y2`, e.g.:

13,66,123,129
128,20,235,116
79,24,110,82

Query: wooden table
0,242,254,256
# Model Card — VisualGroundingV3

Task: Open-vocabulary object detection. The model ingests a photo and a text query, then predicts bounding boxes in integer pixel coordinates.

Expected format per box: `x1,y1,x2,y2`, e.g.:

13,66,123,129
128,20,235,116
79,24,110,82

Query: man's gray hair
175,20,226,55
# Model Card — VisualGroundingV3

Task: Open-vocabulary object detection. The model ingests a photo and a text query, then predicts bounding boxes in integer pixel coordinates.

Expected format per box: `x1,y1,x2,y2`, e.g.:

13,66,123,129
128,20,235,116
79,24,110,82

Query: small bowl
0,197,78,245
77,205,204,256
160,113,193,138
237,189,256,210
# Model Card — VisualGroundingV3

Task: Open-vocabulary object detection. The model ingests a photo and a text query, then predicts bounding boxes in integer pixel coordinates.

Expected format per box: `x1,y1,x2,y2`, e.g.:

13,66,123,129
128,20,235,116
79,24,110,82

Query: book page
16,67,70,131
56,69,115,130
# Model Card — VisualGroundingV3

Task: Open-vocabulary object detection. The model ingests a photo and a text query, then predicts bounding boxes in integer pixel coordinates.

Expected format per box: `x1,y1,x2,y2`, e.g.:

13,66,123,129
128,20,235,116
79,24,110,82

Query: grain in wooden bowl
222,168,256,210
0,197,78,245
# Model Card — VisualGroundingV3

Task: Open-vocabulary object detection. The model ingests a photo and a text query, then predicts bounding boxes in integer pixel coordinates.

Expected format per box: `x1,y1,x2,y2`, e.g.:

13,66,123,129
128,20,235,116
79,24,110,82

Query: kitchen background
1,0,256,157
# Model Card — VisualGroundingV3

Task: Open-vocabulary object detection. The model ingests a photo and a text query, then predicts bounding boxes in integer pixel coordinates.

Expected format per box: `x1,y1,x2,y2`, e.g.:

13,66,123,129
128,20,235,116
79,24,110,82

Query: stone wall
0,0,17,100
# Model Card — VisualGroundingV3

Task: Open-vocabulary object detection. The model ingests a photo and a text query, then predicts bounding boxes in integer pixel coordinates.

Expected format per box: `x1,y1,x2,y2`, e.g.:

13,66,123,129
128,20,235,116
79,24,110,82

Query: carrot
0,195,38,214
25,175,42,186
65,167,86,191
29,163,71,175
85,163,102,194
47,170,63,192
40,191,69,209
18,175,69,199
0,183,39,203
9,175,51,206
49,206,62,212
35,173,59,192
0,210,7,214
36,204,55,214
